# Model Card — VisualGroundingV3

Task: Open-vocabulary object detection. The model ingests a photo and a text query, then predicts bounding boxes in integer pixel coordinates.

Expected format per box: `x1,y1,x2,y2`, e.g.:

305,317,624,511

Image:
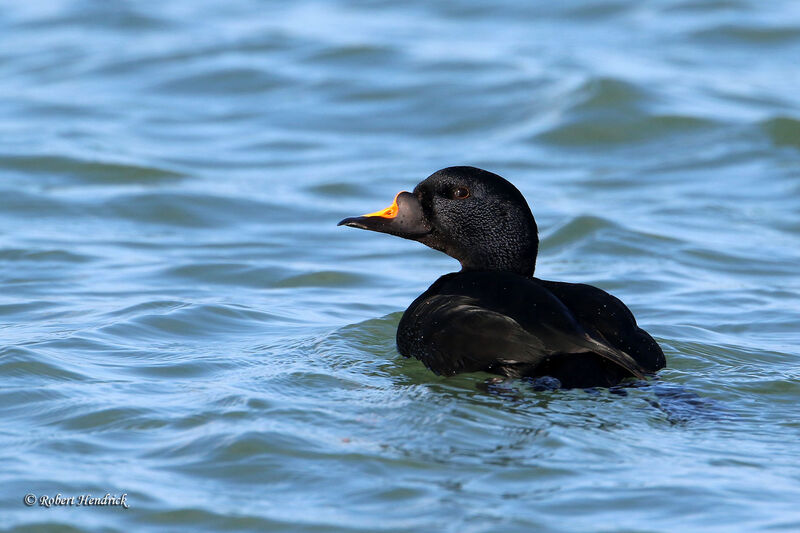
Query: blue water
2,1,800,531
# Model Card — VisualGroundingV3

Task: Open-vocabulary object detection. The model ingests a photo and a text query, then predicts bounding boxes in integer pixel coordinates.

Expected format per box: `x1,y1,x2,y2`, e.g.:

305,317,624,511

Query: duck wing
535,278,666,373
397,272,646,384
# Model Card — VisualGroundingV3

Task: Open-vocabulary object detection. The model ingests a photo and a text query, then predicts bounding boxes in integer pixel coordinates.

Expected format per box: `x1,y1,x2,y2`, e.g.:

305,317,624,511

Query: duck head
338,166,539,277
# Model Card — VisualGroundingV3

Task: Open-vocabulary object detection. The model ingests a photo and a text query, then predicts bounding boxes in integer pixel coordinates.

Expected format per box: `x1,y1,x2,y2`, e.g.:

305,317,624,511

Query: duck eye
452,186,470,200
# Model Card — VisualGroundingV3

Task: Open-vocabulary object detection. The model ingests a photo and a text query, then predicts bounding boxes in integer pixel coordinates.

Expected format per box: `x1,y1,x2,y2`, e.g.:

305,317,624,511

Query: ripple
529,74,726,147
140,508,290,531
664,0,747,13
0,300,62,318
0,190,79,217
106,300,187,318
304,43,400,65
692,24,800,45
760,116,800,149
0,248,92,263
537,113,718,146
306,182,366,197
273,270,370,288
568,77,653,112
152,67,286,95
96,303,274,341
541,215,618,247
0,155,184,184
0,387,68,420
541,214,678,264
564,2,631,19
100,192,283,228
0,347,88,382
91,34,290,78
7,524,92,533
12,4,170,31
164,263,295,288
58,407,166,432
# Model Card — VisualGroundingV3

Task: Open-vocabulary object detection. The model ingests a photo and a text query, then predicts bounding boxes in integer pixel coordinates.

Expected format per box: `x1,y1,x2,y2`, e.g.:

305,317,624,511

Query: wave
0,154,184,184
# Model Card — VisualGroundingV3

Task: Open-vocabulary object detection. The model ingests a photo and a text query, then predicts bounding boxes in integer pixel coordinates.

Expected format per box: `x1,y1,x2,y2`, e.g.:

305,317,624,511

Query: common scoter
338,166,665,388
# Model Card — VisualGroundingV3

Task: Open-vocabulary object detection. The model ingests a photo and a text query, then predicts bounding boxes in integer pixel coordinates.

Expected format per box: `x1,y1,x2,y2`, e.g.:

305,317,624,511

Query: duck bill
338,191,431,238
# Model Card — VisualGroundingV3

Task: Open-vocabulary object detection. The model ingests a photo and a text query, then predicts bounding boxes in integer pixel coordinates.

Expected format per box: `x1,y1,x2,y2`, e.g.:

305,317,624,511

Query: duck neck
458,237,538,277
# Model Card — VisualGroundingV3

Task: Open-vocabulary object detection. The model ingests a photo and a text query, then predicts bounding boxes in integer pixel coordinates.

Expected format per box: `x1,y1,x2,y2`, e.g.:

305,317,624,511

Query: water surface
2,1,800,531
